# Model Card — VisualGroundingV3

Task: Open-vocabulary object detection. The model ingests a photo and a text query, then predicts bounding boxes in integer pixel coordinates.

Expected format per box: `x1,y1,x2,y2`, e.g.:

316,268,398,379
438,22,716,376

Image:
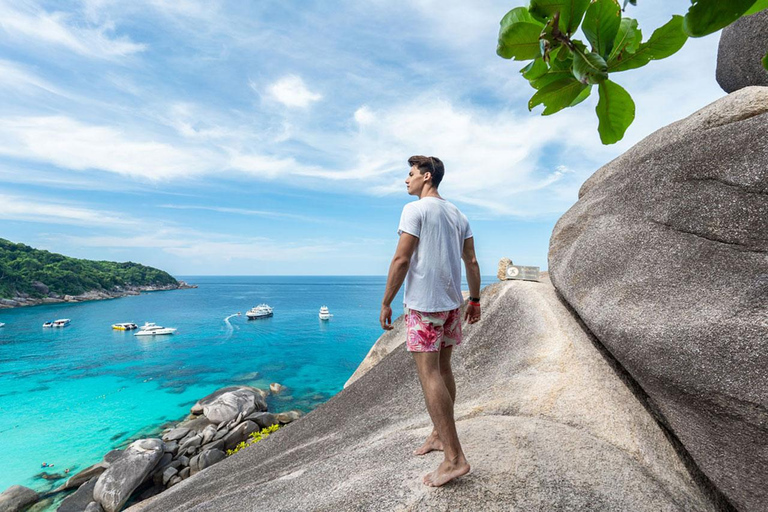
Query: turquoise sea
0,275,493,494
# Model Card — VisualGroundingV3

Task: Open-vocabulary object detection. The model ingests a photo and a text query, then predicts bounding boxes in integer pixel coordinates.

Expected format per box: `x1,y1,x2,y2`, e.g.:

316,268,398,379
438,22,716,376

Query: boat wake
223,313,240,337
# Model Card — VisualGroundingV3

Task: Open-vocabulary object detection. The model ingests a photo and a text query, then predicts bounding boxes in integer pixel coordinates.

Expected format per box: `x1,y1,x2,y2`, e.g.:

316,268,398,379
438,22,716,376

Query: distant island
0,238,195,308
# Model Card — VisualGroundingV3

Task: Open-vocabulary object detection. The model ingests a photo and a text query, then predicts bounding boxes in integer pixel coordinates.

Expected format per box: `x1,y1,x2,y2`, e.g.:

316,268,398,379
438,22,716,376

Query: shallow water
0,275,492,494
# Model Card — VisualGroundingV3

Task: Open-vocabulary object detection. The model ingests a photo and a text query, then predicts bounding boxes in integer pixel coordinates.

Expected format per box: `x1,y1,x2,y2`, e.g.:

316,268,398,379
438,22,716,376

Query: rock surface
93,439,164,512
344,313,408,388
57,477,99,512
0,485,39,512
191,386,266,424
549,87,768,511
128,279,722,512
717,9,768,93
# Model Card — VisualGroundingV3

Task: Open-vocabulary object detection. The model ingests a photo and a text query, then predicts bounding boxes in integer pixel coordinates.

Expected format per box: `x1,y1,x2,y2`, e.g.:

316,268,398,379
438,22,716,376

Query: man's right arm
462,236,481,324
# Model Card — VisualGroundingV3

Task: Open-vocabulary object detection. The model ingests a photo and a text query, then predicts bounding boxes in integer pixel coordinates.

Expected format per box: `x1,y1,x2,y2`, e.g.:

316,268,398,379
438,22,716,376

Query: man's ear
423,171,431,183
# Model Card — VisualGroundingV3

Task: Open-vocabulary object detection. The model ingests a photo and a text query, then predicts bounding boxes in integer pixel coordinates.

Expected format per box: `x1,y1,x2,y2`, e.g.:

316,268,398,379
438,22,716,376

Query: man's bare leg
414,346,454,455
412,350,470,486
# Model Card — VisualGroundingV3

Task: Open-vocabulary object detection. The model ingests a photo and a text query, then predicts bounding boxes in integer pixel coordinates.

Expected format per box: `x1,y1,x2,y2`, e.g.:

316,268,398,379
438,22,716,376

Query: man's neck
418,186,442,200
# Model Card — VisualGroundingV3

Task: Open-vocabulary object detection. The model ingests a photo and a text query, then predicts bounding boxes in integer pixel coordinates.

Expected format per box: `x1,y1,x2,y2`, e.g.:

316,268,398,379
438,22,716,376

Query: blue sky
0,0,725,276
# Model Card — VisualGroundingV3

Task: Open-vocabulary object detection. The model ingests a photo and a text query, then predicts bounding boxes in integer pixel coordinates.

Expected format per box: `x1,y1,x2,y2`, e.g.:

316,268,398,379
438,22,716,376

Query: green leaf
608,15,687,72
500,6,543,26
683,0,756,38
583,0,622,59
570,85,593,107
745,0,768,16
529,76,588,115
497,17,546,60
531,70,573,90
608,18,642,62
596,79,635,144
573,47,608,84
763,50,768,71
529,0,591,34
521,58,549,80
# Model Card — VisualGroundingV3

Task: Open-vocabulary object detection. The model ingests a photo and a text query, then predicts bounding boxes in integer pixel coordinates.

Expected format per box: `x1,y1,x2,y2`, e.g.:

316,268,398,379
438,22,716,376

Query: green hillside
0,238,178,299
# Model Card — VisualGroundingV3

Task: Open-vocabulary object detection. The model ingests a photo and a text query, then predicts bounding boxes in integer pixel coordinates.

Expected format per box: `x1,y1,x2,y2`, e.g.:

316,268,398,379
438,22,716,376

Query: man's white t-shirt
397,197,473,312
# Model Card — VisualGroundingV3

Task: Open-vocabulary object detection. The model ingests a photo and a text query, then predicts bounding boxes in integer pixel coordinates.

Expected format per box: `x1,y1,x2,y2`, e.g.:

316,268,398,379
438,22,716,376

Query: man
380,155,481,487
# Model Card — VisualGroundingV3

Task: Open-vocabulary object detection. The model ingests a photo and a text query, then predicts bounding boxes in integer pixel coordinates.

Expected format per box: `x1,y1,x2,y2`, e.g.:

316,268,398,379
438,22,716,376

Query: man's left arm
380,233,418,330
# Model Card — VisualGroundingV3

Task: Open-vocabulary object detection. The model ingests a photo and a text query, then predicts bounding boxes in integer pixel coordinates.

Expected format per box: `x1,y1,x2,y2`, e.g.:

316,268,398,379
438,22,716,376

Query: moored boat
134,322,177,336
246,304,273,319
49,319,71,328
0,322,4,328
319,306,333,320
112,322,138,331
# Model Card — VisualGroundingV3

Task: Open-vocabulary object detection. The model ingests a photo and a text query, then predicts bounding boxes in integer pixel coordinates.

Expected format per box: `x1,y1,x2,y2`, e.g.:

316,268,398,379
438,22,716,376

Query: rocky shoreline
0,385,301,512
0,282,197,310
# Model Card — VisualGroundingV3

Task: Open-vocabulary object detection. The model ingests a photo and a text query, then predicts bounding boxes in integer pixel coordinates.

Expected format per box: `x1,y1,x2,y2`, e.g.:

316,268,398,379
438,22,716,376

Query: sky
0,0,726,276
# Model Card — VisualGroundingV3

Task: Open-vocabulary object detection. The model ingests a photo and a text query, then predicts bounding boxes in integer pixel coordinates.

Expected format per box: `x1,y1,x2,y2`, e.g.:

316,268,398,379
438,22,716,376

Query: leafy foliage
226,424,281,456
497,0,768,144
0,238,178,299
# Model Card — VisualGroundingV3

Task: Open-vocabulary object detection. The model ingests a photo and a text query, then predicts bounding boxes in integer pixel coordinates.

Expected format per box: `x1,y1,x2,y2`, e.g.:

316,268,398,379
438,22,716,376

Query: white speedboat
134,322,177,336
0,322,4,328
112,322,138,331
52,319,71,328
318,306,333,320
246,304,273,319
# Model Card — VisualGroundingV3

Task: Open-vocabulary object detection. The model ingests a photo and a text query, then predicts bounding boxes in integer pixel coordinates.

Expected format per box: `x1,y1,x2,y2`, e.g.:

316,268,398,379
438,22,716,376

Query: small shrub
226,424,281,456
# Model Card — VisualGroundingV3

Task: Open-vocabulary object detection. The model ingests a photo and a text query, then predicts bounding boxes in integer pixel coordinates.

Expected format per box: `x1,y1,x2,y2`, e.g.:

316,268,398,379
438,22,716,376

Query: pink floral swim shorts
405,307,462,353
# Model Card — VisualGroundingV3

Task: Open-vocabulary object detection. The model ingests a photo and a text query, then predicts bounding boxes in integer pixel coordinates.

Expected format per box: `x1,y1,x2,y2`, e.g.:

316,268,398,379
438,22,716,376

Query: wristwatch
468,296,480,303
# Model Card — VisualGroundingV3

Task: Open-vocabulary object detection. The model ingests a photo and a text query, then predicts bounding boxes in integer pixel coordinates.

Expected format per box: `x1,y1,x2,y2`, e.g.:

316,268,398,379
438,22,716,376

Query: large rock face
93,439,165,512
129,279,721,511
549,87,768,511
717,9,768,93
192,386,266,424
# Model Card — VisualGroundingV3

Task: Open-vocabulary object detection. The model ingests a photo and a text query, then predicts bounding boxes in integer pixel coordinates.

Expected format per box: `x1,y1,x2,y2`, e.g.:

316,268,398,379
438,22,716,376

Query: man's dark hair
408,155,444,188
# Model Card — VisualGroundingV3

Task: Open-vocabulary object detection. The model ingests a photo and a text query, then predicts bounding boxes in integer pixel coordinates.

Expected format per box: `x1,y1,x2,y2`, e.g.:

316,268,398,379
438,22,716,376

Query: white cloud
0,1,146,59
0,116,218,180
354,106,376,126
0,193,141,227
266,75,322,108
0,59,68,97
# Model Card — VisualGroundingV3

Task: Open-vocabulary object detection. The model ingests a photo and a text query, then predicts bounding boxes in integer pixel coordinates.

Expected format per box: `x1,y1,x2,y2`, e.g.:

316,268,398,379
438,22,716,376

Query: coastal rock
269,383,285,394
178,468,190,480
178,434,202,453
93,438,164,512
128,280,722,512
196,449,225,471
0,485,39,512
56,462,107,491
200,425,216,445
344,314,408,388
717,9,768,93
162,441,177,455
275,410,302,424
57,476,98,512
84,502,104,512
222,421,260,451
199,387,265,425
548,87,768,511
175,416,212,433
103,450,123,464
161,467,178,486
245,412,278,429
161,428,189,442
31,282,49,295
0,299,19,307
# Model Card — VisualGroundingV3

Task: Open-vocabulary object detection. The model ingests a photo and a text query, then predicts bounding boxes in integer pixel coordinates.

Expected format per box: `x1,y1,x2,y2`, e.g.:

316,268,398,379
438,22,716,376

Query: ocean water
0,275,493,494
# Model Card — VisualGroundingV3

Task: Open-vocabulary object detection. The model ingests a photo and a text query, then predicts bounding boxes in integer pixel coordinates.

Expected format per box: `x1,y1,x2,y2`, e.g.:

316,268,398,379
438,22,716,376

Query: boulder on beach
128,279,723,511
55,462,107,491
93,438,164,512
0,485,39,512
548,87,768,511
57,476,99,512
716,9,768,93
197,387,267,425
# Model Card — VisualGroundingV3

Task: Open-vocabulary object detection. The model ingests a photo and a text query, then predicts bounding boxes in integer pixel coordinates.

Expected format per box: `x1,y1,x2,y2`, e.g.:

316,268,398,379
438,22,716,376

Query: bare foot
413,432,444,456
423,457,470,487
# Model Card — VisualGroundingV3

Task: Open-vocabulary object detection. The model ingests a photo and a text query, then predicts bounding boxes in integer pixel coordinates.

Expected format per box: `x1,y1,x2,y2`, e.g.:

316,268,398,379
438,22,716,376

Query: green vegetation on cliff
0,238,178,299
